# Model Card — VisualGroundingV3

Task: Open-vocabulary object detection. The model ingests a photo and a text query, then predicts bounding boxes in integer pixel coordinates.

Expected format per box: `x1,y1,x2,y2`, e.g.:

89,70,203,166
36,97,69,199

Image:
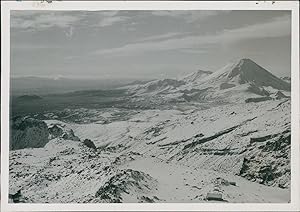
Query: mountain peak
227,58,291,91
199,58,290,91
228,58,259,78
239,58,255,63
232,58,257,69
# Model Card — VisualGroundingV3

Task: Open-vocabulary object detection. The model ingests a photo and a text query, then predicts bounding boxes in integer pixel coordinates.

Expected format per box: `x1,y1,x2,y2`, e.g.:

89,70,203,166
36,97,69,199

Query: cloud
11,10,128,36
151,10,228,23
96,16,128,27
99,11,119,17
11,11,84,30
11,43,61,50
221,15,291,42
179,48,207,54
93,15,291,57
93,35,205,56
137,32,189,42
87,10,130,27
10,10,128,30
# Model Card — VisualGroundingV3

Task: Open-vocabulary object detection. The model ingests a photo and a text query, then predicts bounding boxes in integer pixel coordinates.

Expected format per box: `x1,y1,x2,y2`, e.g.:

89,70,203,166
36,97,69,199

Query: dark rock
16,95,42,101
194,133,204,138
206,192,223,201
274,91,288,100
239,131,290,187
239,158,250,175
10,117,49,150
220,83,236,90
95,169,155,203
245,96,272,103
229,181,236,186
139,196,155,203
247,83,270,96
83,139,97,150
9,189,23,203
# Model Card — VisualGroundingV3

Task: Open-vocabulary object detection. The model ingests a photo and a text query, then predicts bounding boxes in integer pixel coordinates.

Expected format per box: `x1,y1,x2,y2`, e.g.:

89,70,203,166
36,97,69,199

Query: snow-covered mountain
194,58,290,91
123,58,290,108
127,79,185,96
179,70,213,83
9,58,291,203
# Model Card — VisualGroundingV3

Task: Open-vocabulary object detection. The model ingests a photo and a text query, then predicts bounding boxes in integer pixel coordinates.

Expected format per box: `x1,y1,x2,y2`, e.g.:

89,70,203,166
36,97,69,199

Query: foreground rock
10,117,49,150
83,139,97,150
48,124,80,141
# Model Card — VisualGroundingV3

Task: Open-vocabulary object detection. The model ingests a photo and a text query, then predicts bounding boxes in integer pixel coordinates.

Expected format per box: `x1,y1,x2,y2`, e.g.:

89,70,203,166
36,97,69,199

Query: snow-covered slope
179,70,212,84
9,99,290,203
127,79,185,96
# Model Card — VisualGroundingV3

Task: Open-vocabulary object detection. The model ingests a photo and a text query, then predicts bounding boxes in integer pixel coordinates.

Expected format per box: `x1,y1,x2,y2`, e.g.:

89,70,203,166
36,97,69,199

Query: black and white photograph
1,1,299,211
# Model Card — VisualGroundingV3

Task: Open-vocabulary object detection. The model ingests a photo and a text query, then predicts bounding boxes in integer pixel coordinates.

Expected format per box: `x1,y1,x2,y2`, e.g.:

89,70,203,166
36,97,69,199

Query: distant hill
10,77,149,96
16,95,42,101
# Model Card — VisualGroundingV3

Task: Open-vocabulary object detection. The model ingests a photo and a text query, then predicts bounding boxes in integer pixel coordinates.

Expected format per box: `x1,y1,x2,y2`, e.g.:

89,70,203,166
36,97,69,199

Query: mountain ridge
125,58,290,105
180,70,213,83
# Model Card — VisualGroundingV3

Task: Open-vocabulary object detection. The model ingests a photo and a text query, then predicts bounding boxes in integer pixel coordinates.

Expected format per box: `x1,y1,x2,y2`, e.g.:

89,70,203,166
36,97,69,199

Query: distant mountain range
124,58,290,105
11,59,290,100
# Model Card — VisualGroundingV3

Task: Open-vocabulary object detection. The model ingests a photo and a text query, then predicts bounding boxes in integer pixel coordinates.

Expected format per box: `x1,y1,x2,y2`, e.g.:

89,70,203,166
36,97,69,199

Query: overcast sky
11,10,291,79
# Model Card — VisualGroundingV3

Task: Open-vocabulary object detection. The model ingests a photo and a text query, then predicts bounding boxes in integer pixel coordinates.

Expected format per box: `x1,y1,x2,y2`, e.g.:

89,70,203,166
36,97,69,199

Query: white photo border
1,1,299,211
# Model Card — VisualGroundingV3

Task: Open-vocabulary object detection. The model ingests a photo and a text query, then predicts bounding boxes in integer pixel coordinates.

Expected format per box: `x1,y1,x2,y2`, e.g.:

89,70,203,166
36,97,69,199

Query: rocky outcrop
83,139,97,150
61,129,80,141
220,83,236,90
8,189,28,203
239,131,291,187
10,117,49,150
48,124,64,139
48,123,80,141
274,91,288,100
247,83,270,96
245,97,272,103
94,169,157,203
